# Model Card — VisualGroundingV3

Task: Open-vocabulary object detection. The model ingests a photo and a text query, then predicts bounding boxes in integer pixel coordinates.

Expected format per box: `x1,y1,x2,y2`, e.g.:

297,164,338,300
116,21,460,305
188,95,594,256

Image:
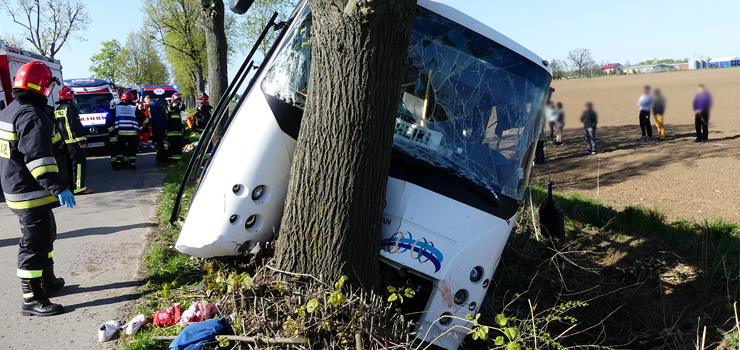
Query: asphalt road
0,151,165,349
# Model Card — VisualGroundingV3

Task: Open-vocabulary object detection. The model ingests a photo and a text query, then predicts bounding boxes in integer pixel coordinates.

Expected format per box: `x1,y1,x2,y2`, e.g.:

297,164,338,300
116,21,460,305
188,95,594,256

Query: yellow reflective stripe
65,136,86,143
119,131,139,136
73,187,86,194
52,133,62,143
23,292,34,298
0,129,18,141
48,251,54,258
76,164,82,190
6,195,58,210
17,269,43,278
26,83,41,91
30,165,59,178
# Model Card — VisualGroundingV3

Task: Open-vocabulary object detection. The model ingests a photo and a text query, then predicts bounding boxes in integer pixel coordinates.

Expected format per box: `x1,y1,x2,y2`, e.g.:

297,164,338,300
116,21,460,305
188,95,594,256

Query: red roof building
601,63,624,74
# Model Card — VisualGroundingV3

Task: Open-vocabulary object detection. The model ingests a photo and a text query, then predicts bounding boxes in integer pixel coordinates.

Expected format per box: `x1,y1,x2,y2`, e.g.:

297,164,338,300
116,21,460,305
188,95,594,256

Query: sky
2,0,739,84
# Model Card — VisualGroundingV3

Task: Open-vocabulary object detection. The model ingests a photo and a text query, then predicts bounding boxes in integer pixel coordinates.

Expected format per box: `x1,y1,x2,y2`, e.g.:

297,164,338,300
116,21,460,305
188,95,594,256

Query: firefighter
55,86,92,195
186,96,212,131
166,92,185,161
137,101,151,151
107,99,121,169
0,60,75,317
110,92,141,171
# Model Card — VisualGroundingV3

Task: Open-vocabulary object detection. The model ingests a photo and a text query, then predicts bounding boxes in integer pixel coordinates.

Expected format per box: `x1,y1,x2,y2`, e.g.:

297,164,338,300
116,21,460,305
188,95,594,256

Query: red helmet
171,92,182,102
121,91,134,101
14,60,58,98
58,86,75,100
198,97,209,106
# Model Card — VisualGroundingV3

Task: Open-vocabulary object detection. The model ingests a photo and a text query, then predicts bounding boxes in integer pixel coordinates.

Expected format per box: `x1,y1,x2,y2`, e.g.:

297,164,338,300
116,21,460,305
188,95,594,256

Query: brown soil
544,68,740,222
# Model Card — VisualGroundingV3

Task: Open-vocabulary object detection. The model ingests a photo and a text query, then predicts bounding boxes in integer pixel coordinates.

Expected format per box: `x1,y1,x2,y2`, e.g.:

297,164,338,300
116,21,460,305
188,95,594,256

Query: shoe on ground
129,166,138,171
694,139,702,143
98,320,121,342
124,314,147,335
702,140,709,143
555,142,564,147
80,189,94,195
591,152,597,155
585,151,593,155
41,266,65,295
648,137,654,141
641,136,646,141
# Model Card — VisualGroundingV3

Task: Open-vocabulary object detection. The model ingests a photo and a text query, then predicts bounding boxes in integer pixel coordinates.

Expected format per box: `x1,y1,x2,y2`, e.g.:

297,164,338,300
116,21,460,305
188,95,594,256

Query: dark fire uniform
54,101,88,193
166,103,185,161
0,90,71,281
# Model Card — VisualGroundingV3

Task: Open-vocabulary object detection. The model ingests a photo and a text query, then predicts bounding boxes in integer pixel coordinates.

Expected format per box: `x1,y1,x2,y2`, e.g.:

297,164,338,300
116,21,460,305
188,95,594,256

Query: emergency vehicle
0,39,64,109
63,78,120,149
172,1,552,348
141,85,178,106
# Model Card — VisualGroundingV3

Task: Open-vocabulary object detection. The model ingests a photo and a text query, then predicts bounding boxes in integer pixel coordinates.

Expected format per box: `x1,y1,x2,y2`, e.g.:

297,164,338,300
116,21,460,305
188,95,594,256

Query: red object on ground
152,305,181,327
179,301,217,325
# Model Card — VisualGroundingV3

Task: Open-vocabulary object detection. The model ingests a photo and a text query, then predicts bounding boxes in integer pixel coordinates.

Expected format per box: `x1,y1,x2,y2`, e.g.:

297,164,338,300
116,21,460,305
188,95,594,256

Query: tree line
1,0,294,104
549,48,691,80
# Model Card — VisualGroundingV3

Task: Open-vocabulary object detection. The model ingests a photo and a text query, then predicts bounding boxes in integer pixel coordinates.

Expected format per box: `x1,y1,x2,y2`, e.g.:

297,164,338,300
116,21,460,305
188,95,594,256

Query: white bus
174,1,552,348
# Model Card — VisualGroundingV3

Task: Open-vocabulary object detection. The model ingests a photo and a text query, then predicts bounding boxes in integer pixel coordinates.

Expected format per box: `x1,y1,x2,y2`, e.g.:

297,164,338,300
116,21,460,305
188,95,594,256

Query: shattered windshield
261,6,550,200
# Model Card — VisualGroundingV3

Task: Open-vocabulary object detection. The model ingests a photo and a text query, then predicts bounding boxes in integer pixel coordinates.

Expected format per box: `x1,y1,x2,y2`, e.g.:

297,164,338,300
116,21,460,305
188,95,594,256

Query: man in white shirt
637,85,653,141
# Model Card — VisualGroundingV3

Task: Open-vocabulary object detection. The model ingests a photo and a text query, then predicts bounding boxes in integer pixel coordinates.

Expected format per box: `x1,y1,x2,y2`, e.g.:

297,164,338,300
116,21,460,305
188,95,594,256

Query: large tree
89,40,122,82
0,0,91,58
201,0,228,102
567,48,594,78
116,31,170,87
144,0,208,99
274,0,417,289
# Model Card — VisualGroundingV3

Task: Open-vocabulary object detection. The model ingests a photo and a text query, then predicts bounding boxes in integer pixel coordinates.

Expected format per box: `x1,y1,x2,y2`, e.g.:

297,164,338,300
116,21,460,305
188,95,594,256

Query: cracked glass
261,6,551,200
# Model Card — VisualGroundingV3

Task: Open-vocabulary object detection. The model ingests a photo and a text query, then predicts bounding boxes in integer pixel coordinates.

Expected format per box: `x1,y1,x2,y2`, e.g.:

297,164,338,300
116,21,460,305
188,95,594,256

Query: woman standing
555,102,565,146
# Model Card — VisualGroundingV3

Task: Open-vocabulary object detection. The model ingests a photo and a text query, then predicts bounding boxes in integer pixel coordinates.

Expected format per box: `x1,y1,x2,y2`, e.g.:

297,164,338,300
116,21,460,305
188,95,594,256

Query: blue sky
2,0,738,82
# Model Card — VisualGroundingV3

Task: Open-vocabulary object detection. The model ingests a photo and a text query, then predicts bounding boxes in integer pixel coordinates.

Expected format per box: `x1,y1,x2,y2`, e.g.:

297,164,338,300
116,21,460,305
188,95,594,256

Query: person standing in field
554,102,565,146
581,102,598,155
693,84,713,143
637,85,653,141
545,101,557,142
652,89,666,140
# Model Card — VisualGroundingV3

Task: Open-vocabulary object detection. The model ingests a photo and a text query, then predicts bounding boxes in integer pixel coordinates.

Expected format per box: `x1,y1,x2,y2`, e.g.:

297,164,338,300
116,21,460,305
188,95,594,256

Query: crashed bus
172,0,552,348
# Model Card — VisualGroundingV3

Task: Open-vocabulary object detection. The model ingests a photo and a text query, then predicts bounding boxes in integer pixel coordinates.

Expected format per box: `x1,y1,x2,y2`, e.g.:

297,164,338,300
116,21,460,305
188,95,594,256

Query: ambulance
64,78,120,149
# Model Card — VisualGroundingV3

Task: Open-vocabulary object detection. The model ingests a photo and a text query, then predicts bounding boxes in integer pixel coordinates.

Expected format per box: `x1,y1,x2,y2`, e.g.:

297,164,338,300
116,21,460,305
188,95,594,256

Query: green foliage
89,40,122,82
386,285,415,303
116,30,170,87
235,0,296,55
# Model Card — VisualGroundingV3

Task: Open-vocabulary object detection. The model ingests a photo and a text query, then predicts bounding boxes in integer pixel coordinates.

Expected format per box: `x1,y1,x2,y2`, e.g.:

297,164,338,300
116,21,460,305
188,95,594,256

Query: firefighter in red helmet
0,60,75,316
166,92,185,161
109,91,142,171
55,86,92,194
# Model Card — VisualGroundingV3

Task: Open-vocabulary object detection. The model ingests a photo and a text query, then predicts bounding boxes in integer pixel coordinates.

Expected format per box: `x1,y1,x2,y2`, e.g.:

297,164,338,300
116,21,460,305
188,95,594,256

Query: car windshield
261,6,551,200
74,93,113,114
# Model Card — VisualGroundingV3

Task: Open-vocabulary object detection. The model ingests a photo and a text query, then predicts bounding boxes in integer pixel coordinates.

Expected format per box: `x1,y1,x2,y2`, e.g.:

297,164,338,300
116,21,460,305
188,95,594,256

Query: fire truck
0,39,64,108
63,78,121,149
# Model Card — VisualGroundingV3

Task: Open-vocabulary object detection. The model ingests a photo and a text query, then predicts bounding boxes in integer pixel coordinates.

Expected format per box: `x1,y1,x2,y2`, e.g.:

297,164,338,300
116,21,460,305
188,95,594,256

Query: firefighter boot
21,278,64,316
42,265,65,294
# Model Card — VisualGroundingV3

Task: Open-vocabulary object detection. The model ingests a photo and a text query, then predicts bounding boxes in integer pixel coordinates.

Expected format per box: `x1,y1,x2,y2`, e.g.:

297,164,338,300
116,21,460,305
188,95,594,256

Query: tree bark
201,0,228,102
275,0,417,290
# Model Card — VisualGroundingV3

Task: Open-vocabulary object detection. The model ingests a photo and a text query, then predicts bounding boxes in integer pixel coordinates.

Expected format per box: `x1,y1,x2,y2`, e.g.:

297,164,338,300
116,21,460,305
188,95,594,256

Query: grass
118,162,740,349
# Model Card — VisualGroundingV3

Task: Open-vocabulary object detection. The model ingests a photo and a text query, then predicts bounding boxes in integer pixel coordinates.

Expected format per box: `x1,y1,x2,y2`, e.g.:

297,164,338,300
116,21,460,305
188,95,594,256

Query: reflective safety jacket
54,101,87,145
110,101,141,136
0,90,71,213
166,104,185,136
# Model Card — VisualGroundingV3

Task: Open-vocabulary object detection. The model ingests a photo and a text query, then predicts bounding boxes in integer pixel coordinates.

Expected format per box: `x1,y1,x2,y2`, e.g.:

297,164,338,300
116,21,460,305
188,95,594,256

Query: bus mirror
229,0,254,14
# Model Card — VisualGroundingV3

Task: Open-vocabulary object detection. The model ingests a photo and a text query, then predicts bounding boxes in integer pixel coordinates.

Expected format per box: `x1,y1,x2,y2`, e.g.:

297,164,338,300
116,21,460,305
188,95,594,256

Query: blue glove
57,189,76,208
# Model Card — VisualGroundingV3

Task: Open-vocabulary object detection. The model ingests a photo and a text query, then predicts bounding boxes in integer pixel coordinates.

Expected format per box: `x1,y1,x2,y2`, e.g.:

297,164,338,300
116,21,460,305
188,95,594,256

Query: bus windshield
74,93,113,114
261,6,551,200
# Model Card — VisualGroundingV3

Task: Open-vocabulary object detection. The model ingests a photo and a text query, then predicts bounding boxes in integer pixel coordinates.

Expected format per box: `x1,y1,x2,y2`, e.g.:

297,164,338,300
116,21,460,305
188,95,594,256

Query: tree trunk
275,0,416,290
201,0,229,102
193,65,207,100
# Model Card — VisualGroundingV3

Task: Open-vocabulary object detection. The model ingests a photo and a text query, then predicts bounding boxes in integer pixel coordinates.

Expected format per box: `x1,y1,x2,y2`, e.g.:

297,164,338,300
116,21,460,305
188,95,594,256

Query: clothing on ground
169,318,230,350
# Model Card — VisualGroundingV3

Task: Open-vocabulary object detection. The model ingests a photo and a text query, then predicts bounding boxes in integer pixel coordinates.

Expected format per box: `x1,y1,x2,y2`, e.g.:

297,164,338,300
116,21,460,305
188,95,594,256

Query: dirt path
540,68,740,222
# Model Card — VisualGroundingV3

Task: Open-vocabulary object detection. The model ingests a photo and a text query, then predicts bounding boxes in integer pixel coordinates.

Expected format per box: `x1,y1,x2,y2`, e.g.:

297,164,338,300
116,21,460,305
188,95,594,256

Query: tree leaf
387,286,397,293
504,327,519,340
494,336,505,346
404,288,415,298
495,314,508,327
328,291,346,307
306,299,320,313
506,342,521,350
387,293,398,302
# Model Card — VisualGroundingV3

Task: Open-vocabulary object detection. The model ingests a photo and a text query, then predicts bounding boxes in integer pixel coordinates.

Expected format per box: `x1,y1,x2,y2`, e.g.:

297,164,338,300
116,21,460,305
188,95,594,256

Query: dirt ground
540,67,740,222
